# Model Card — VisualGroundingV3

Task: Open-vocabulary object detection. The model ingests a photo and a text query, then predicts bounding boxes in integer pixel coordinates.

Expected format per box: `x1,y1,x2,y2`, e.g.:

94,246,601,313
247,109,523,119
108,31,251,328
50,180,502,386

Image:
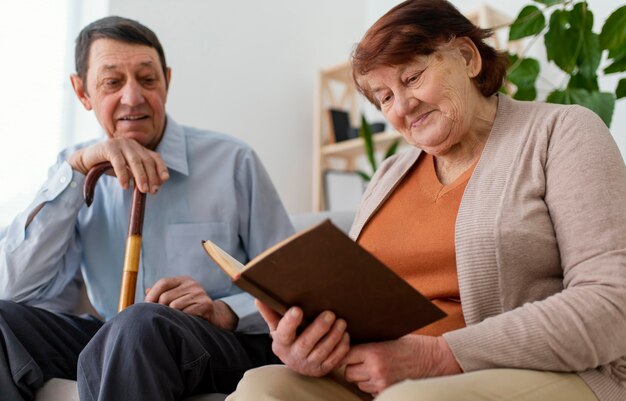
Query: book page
202,240,245,278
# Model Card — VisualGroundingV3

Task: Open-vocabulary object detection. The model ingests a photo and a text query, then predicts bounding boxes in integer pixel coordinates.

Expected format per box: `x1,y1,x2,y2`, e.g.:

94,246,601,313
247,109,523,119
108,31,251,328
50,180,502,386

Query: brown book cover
202,219,445,343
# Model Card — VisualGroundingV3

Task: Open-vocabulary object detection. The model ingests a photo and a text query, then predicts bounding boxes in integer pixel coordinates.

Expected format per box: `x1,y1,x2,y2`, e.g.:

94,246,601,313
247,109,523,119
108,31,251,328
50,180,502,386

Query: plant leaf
567,72,599,91
545,10,578,73
569,2,593,31
508,57,540,88
533,0,562,5
599,5,626,52
513,87,537,101
617,78,626,100
546,88,615,127
546,89,571,104
355,170,371,182
576,31,602,79
604,52,626,74
359,115,377,173
510,5,546,41
507,56,539,100
384,139,401,160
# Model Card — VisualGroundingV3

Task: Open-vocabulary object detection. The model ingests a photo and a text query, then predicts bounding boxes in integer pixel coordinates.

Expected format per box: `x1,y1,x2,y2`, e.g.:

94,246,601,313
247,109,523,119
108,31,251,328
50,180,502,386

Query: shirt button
70,181,77,188
60,176,67,184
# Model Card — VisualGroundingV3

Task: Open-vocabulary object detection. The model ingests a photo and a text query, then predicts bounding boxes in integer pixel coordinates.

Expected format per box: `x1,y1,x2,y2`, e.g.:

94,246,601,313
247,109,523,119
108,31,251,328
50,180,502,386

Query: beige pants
226,365,598,401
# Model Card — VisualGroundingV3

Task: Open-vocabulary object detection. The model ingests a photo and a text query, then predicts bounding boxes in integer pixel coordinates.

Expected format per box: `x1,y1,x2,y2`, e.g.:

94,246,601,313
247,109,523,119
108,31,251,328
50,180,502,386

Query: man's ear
70,74,93,111
456,37,482,79
165,67,172,91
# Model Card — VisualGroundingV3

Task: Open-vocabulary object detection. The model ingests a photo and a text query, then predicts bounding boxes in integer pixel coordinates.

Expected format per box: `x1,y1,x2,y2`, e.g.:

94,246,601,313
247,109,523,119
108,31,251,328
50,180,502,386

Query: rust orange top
358,153,477,337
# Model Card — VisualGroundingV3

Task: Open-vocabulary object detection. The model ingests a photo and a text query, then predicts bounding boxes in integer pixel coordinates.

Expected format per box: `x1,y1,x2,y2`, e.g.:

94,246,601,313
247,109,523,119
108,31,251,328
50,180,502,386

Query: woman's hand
343,335,462,395
69,137,169,194
145,275,238,330
256,300,350,377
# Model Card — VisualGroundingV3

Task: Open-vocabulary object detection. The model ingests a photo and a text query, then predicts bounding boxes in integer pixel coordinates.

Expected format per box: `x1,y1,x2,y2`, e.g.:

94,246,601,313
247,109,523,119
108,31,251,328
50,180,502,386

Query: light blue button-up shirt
0,117,294,333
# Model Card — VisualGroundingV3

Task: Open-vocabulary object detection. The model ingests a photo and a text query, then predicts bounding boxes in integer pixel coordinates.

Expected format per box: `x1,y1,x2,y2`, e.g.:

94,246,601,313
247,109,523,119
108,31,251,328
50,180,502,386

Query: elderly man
0,16,292,401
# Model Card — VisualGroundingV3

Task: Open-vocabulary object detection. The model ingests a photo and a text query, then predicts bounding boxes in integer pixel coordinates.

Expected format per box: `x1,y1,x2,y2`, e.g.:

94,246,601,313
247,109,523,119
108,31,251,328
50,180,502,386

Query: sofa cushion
35,378,227,401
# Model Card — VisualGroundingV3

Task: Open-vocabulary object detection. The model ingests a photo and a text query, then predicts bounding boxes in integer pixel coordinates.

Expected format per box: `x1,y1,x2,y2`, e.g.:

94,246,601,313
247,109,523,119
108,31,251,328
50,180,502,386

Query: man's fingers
142,157,161,194
92,138,168,193
168,292,197,311
124,152,150,193
153,153,169,182
108,152,131,190
145,277,182,302
273,307,304,346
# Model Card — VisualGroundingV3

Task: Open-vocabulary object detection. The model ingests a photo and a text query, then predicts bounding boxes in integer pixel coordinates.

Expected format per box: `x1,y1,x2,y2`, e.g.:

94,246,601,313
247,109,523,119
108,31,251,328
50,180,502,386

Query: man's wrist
68,149,88,174
213,300,239,331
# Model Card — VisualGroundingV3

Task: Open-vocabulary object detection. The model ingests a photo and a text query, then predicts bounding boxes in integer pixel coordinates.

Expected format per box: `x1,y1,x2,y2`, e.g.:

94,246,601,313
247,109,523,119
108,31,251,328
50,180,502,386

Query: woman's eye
380,94,392,105
406,74,419,84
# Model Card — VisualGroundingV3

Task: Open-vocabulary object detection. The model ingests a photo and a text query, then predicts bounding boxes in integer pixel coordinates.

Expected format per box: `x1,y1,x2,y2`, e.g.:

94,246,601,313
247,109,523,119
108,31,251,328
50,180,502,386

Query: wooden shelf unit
312,61,402,211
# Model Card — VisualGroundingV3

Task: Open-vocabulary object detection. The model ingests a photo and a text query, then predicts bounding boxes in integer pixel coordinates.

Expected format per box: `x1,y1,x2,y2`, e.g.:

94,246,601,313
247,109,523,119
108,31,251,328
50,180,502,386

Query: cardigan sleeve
444,105,626,376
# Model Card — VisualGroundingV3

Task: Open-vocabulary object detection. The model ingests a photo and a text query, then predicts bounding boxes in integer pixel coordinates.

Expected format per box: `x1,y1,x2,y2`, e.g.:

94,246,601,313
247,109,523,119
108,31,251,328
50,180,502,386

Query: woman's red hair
352,0,508,107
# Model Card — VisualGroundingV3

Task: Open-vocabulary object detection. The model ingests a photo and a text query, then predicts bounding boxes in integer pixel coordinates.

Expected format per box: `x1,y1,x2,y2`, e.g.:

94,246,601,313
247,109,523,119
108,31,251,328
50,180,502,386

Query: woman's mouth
411,111,434,128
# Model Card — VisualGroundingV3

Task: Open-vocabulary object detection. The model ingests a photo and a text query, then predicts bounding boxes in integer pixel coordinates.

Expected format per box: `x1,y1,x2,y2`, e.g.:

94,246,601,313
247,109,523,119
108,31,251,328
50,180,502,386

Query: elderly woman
226,0,626,400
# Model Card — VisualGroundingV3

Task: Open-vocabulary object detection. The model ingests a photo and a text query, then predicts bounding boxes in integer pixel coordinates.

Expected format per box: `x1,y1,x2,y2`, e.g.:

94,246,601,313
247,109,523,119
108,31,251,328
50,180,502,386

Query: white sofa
35,210,355,401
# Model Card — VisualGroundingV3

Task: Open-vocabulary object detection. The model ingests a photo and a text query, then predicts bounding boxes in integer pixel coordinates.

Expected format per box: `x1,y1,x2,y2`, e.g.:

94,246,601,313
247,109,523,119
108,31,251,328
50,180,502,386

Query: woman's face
362,40,482,156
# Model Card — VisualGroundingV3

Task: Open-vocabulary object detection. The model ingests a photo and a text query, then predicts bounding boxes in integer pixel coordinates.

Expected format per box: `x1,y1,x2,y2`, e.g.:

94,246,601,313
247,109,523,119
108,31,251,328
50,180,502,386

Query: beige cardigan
349,95,626,401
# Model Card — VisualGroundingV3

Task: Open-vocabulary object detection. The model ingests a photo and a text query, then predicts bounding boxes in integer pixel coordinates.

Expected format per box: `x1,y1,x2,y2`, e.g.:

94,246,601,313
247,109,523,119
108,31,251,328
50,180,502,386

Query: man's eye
105,79,120,87
141,76,157,86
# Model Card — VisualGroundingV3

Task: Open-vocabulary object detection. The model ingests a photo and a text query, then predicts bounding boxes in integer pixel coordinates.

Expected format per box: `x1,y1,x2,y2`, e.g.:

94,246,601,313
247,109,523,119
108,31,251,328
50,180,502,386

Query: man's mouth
119,115,149,121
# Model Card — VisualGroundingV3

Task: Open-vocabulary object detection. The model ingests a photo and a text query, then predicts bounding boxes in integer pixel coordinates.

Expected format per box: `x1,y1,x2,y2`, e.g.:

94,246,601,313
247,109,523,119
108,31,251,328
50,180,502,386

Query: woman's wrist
435,336,463,375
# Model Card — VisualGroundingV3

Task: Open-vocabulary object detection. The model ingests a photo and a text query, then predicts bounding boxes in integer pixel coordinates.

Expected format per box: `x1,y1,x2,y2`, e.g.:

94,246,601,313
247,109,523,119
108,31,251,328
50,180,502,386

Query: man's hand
68,137,169,194
343,335,462,395
256,300,350,377
145,275,238,330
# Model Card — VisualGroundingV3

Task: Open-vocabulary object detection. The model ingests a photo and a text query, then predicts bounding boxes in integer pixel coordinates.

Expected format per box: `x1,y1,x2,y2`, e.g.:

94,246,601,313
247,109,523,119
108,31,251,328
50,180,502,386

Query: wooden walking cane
84,162,147,312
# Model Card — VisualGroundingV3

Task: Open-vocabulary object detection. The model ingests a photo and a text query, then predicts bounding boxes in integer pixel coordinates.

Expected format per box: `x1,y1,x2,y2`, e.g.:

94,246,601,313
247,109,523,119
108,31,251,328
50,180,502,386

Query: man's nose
120,80,145,106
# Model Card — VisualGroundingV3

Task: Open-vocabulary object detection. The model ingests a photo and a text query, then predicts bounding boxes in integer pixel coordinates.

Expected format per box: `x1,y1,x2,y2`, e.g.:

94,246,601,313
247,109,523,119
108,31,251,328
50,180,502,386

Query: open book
202,219,445,343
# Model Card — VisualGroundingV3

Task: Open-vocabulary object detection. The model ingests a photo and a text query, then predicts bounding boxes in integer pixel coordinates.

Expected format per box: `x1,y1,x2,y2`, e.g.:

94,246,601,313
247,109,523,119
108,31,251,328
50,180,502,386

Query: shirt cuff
219,292,269,334
5,162,85,251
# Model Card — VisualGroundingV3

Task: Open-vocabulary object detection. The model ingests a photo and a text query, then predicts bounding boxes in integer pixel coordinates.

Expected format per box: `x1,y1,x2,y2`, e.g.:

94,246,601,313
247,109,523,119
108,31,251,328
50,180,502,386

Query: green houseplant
356,115,400,182
505,0,626,126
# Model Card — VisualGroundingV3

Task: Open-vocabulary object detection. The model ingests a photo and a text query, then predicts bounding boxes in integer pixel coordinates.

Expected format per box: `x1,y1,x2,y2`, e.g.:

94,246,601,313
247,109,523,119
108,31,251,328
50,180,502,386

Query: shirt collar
155,115,189,176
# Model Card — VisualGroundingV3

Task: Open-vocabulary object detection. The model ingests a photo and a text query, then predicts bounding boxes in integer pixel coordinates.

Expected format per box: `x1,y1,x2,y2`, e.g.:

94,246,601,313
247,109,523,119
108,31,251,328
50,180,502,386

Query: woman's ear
456,37,482,79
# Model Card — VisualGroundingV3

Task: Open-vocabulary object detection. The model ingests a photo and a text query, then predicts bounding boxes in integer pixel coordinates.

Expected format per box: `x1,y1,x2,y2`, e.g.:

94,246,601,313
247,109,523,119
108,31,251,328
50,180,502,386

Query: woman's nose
120,80,145,106
394,91,418,117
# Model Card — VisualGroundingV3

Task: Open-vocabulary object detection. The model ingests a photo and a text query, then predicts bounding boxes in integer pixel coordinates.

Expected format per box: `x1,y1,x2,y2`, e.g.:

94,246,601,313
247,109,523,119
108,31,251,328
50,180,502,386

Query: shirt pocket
164,222,234,297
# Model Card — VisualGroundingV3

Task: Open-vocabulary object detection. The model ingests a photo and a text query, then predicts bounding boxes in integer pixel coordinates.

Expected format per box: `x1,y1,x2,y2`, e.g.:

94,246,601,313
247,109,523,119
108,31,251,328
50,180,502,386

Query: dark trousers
0,301,279,401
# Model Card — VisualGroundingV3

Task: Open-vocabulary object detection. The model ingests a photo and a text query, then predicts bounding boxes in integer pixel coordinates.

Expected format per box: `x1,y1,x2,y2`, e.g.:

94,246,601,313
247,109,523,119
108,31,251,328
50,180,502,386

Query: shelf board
321,130,403,159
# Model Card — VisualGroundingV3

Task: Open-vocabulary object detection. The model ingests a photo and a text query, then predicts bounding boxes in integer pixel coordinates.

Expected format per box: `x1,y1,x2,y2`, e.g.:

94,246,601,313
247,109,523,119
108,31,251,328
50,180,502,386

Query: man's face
71,38,170,149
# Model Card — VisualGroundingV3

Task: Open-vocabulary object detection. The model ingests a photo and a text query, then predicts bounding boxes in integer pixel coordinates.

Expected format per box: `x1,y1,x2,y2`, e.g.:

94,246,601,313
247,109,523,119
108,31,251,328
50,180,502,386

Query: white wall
108,0,366,213
110,0,624,214
4,0,620,223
